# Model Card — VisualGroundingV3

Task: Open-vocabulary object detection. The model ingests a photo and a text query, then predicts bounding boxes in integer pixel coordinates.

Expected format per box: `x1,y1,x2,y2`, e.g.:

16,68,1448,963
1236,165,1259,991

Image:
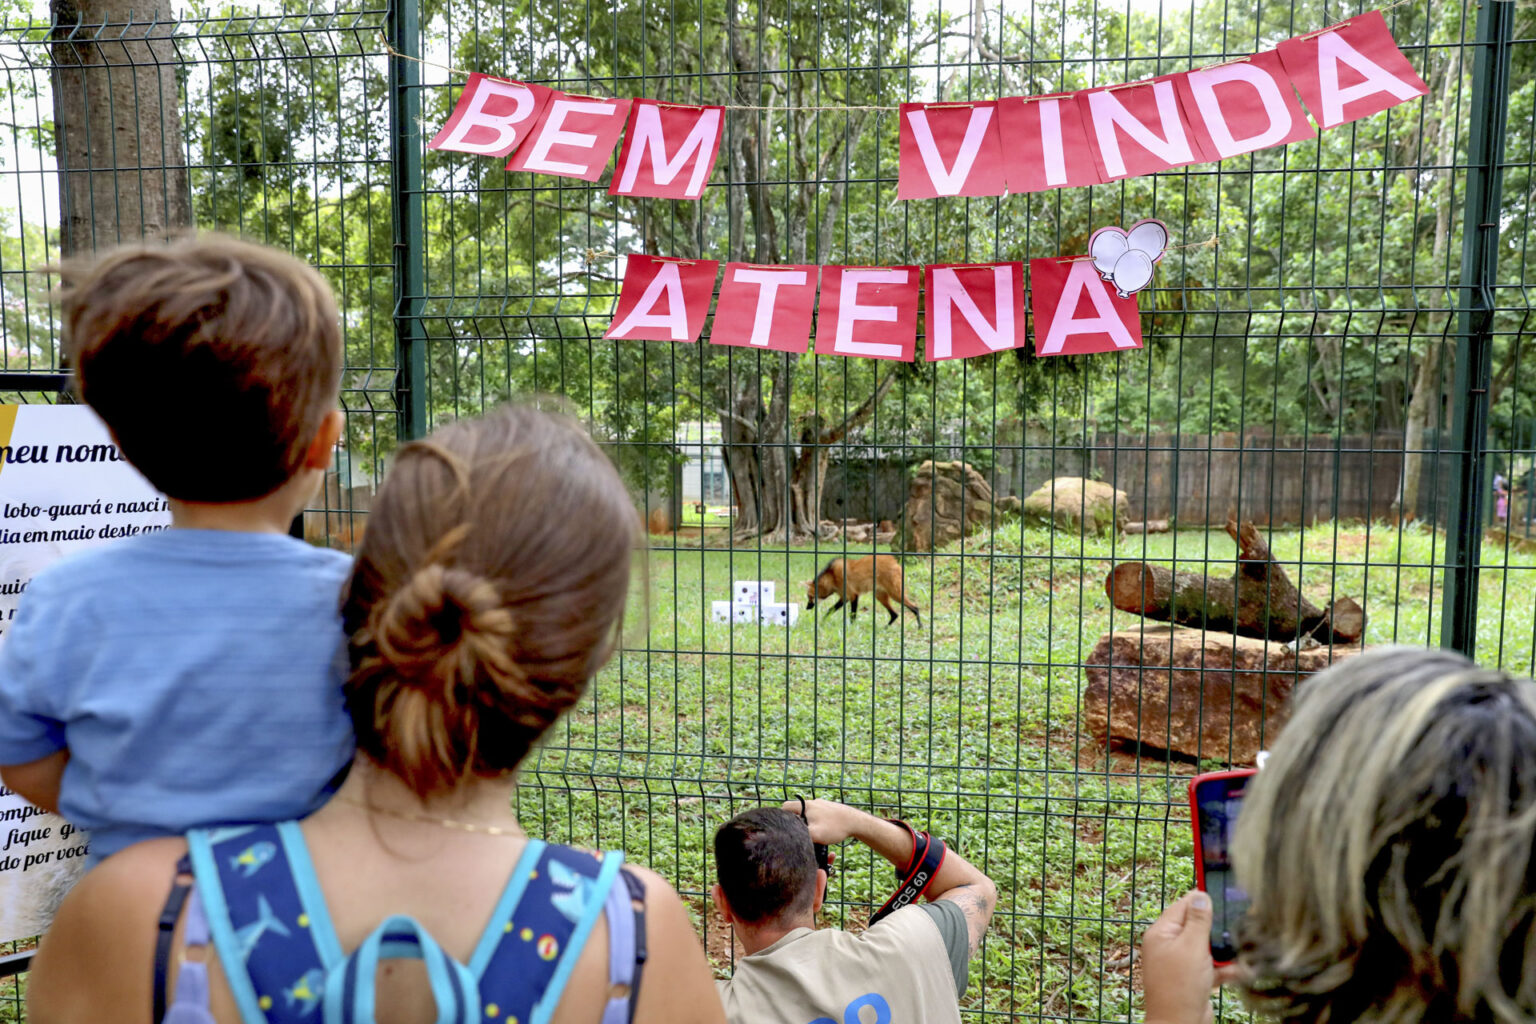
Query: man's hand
1141,891,1220,1024
781,798,861,846
782,798,997,953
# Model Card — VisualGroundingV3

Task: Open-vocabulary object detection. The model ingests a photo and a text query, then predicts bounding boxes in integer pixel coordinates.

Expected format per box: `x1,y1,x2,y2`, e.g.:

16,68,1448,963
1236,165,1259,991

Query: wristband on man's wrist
868,818,946,926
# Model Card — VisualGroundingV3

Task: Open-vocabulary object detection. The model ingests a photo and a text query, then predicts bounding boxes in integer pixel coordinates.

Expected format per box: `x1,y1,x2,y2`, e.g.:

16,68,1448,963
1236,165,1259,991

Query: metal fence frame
0,0,1531,1021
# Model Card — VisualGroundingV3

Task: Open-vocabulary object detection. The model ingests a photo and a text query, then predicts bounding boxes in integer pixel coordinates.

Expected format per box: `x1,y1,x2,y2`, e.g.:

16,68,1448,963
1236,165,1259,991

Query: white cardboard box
732,580,775,606
731,602,758,623
760,602,800,627
711,600,734,623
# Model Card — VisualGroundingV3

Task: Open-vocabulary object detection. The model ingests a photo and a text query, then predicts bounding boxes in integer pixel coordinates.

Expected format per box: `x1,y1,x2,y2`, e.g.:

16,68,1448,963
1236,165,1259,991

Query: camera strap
868,819,946,926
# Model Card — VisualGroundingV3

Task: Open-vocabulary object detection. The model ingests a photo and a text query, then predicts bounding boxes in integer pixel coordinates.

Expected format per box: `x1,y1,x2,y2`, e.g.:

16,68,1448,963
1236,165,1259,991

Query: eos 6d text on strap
867,819,946,926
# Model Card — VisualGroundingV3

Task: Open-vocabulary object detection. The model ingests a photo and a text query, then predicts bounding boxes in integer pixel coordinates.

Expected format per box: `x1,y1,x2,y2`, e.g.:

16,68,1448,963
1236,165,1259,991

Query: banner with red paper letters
429,11,1425,199
601,252,1146,361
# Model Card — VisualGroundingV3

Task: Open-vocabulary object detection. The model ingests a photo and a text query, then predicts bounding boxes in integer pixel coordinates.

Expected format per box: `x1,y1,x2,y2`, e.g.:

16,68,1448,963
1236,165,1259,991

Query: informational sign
0,404,170,942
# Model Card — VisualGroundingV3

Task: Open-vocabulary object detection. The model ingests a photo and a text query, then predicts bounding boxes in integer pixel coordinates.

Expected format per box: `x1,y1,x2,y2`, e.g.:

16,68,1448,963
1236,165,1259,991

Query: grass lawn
517,518,1536,1023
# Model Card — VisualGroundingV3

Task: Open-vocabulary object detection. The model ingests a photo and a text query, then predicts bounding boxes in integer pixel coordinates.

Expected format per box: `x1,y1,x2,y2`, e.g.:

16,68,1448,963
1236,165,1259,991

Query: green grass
676,504,733,529
516,519,1536,1021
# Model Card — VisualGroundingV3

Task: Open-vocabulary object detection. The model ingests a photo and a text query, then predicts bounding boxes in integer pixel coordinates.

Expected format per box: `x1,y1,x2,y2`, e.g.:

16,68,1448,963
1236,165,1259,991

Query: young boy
0,235,355,862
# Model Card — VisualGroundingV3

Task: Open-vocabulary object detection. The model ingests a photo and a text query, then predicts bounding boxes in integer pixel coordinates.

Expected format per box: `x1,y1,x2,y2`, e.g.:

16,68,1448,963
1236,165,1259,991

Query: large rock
892,460,1010,552
1023,476,1129,535
1082,624,1363,764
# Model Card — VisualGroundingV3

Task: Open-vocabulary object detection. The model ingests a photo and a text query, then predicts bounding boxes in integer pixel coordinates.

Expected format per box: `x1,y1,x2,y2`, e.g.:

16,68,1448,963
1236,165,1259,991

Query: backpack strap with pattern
475,843,624,1024
189,822,334,1023
188,822,634,1024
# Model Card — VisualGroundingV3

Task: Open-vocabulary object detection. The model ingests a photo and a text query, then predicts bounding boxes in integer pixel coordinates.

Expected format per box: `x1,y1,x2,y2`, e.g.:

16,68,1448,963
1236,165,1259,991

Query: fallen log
1124,519,1171,534
1105,517,1365,644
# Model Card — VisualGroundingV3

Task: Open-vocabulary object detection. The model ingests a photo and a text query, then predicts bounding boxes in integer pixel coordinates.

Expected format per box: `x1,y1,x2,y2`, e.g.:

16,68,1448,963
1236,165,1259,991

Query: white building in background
677,420,729,505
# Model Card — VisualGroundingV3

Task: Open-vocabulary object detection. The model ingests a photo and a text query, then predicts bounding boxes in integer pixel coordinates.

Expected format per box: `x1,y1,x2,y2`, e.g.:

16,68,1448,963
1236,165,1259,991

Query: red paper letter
1029,258,1142,357
506,95,632,181
428,74,555,158
710,264,819,353
1277,11,1428,129
924,263,1026,362
1078,76,1207,180
609,100,725,200
997,94,1103,193
1174,52,1315,159
815,267,919,362
897,102,1007,199
603,255,719,343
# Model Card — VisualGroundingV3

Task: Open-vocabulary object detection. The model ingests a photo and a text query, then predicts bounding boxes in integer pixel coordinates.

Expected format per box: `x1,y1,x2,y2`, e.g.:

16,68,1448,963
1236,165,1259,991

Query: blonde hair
340,404,637,795
1233,646,1536,1024
58,233,342,502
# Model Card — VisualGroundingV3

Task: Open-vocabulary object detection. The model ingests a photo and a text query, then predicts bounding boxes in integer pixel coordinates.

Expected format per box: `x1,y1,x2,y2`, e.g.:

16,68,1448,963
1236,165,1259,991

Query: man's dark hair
714,808,819,925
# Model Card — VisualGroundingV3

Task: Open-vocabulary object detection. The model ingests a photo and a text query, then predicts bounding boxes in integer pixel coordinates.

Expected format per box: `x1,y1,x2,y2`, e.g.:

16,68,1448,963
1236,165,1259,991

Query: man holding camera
711,798,997,1024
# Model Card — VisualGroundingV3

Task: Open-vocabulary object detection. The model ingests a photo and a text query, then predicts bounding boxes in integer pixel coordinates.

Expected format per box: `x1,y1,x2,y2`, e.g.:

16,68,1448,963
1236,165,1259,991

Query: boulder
1023,476,1128,535
1082,624,1363,764
891,460,1001,552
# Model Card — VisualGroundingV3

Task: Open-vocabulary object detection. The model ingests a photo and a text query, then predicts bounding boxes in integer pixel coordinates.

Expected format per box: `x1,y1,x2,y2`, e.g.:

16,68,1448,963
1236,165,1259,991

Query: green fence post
387,0,428,442
1442,0,1516,657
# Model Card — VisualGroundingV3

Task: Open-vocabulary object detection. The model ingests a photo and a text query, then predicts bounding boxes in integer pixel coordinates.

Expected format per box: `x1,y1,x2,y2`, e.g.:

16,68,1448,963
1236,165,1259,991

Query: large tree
50,0,190,255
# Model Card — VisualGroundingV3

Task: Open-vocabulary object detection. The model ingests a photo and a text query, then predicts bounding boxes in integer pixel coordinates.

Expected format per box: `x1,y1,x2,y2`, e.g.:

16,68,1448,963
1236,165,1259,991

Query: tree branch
817,368,897,445
677,387,757,433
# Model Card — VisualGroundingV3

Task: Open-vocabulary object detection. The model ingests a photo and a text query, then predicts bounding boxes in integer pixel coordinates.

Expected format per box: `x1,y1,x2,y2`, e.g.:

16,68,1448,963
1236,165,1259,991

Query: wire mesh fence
0,0,1532,1021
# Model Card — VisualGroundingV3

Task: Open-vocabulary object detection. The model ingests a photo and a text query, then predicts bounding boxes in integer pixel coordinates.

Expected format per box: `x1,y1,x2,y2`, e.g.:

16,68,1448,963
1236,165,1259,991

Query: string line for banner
583,235,1218,268
380,0,1415,108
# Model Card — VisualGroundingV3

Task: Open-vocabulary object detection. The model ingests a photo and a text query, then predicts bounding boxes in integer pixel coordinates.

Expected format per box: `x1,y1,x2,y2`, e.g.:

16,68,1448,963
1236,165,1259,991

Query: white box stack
760,602,800,627
714,580,795,626
733,580,776,606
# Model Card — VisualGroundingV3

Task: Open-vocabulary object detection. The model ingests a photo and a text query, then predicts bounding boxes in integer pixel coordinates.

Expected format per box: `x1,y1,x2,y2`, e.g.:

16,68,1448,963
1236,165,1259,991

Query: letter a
1032,259,1142,357
610,263,689,341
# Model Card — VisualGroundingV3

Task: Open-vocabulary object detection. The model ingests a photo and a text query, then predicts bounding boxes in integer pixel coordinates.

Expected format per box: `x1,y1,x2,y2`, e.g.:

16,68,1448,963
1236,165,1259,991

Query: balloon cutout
1088,218,1169,297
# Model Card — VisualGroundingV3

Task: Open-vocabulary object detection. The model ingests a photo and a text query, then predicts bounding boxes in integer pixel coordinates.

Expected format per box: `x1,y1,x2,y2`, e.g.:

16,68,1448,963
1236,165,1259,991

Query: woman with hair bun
27,405,727,1024
1141,646,1536,1024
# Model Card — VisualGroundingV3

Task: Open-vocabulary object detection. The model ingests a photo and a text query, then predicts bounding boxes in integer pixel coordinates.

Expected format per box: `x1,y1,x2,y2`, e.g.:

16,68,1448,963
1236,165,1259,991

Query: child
0,235,355,862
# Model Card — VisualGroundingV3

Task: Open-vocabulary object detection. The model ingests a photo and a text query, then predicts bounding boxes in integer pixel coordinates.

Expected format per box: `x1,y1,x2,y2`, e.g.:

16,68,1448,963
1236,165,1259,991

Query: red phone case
1188,768,1258,966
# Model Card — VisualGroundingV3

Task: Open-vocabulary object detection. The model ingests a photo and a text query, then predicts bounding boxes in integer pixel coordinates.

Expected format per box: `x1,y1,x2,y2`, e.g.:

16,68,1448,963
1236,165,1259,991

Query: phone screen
1191,772,1254,964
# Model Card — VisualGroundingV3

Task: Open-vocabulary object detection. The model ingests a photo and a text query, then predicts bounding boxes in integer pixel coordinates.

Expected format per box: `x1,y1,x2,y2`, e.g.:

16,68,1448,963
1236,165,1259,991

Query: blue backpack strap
320,916,478,1024
598,867,647,1024
189,822,336,1023
476,845,624,1024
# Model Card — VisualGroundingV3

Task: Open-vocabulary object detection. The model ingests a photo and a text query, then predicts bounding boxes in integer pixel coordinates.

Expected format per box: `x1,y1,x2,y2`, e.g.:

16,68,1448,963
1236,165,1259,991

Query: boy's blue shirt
0,528,356,862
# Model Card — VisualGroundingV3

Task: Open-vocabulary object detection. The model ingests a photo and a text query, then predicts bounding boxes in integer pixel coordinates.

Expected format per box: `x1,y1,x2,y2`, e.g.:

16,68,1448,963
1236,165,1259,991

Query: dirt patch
701,899,743,969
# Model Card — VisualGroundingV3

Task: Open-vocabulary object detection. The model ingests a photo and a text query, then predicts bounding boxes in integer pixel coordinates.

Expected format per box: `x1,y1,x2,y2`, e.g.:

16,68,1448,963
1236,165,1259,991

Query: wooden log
1105,518,1365,644
1083,624,1364,763
1124,519,1171,534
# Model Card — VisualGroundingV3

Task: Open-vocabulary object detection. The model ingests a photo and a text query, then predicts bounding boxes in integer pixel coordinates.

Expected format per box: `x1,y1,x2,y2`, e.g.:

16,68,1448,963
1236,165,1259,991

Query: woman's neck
328,757,523,835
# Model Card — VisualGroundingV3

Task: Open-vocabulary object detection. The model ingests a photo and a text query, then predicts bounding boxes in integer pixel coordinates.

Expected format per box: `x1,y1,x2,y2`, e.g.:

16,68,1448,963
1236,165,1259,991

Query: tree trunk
51,0,190,256
1105,519,1365,644
720,369,762,534
1392,51,1461,523
784,369,897,540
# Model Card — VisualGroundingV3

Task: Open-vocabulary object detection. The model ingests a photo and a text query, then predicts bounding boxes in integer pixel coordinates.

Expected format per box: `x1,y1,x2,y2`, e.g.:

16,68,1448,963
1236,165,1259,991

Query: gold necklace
337,795,525,837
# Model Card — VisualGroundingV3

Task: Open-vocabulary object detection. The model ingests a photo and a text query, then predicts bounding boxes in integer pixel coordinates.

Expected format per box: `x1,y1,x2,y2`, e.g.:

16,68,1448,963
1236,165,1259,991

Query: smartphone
1189,769,1257,965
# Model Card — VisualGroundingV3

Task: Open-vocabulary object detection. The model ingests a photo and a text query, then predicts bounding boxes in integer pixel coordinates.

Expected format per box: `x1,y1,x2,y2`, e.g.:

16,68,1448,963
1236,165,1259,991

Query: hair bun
372,564,517,683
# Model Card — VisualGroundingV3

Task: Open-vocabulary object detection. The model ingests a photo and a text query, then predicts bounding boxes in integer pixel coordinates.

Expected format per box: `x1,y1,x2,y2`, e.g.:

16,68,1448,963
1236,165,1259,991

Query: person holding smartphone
1138,646,1536,1024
